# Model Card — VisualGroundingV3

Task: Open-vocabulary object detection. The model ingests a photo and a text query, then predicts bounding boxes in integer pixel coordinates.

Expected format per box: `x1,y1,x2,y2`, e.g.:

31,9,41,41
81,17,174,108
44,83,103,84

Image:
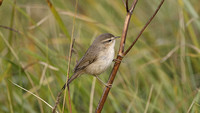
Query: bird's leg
95,76,112,88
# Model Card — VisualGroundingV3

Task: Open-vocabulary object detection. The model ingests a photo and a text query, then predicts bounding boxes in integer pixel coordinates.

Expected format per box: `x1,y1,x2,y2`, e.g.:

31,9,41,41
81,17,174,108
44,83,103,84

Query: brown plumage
62,33,119,89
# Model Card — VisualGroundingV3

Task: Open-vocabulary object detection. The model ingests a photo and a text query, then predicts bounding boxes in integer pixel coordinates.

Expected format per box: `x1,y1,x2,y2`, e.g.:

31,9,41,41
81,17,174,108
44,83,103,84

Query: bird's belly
85,49,114,75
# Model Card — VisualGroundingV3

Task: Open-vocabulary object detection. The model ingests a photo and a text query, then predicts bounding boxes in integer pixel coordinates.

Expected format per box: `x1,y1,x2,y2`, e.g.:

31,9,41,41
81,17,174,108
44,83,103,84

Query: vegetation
0,0,199,113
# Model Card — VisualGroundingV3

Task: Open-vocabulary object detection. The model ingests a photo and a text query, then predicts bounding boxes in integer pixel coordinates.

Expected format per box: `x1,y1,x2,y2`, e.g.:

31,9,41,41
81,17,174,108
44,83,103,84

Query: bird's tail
53,72,82,113
61,71,82,90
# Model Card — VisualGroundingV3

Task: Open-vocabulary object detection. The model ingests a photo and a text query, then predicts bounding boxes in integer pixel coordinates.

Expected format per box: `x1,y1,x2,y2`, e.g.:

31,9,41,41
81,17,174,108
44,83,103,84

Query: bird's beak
114,36,120,39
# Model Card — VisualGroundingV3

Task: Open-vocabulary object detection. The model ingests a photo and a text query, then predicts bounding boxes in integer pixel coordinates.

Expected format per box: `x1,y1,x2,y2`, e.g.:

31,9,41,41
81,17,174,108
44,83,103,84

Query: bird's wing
73,45,98,73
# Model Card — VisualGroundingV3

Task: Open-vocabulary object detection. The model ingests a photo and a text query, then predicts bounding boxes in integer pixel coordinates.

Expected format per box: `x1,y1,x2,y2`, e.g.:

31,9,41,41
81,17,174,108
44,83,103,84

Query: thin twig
129,0,138,13
118,13,131,55
0,0,3,6
124,0,164,55
118,0,138,56
122,0,126,8
126,0,129,12
0,25,21,34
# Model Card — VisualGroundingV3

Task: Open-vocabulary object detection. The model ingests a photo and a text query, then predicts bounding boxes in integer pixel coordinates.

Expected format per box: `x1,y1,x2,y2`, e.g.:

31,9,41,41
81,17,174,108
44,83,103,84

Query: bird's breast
85,46,114,75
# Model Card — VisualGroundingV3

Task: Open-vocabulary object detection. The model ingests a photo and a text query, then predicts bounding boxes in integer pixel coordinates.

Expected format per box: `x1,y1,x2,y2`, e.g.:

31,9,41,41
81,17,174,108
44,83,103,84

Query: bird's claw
106,83,112,88
113,59,122,63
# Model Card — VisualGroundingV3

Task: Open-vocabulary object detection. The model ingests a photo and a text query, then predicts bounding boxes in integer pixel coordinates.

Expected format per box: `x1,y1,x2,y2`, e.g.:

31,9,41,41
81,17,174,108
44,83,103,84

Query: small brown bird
62,33,119,89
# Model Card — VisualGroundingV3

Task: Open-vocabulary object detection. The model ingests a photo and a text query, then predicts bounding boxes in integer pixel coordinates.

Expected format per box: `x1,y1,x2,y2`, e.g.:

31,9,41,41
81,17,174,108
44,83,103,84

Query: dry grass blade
10,81,59,113
46,0,70,39
1,32,44,112
28,16,49,30
40,63,48,85
186,44,200,53
161,46,179,62
61,39,75,113
89,78,96,113
6,81,14,113
186,90,200,113
144,85,154,113
187,99,195,113
39,61,59,71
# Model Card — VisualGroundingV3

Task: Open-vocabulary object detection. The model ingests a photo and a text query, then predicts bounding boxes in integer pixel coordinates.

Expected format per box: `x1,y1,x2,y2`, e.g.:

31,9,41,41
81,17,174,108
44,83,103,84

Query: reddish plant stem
95,12,132,113
67,85,72,113
95,0,164,112
95,55,123,113
119,13,132,55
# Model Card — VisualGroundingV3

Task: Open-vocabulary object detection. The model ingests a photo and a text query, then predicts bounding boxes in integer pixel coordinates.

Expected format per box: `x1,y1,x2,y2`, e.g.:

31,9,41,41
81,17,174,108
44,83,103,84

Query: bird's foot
113,59,122,63
105,83,112,88
96,76,112,88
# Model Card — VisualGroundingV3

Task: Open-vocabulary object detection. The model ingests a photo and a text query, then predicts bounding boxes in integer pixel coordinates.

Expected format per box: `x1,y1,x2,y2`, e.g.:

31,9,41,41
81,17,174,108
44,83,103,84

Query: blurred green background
0,0,200,113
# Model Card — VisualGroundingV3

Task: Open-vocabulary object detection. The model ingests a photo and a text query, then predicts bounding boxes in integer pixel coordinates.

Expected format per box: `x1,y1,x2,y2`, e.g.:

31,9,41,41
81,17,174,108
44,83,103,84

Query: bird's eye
108,40,112,42
102,39,112,44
